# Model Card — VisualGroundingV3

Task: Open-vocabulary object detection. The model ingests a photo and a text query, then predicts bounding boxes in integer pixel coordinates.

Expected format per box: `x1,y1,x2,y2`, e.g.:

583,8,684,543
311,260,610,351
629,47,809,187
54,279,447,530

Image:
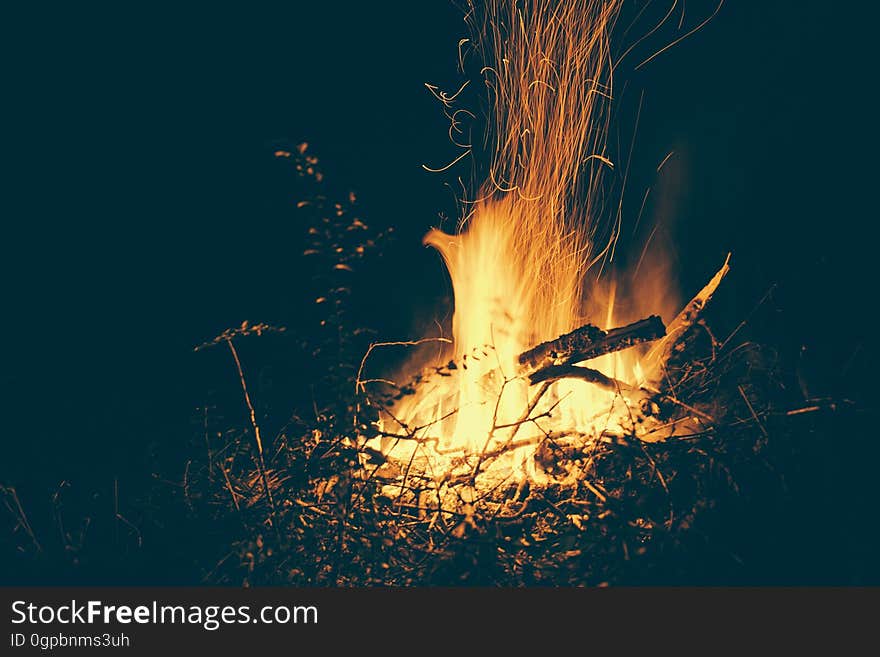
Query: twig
738,385,768,438
203,405,214,483
113,478,143,548
0,486,41,552
183,460,194,513
219,460,242,512
226,337,278,531
720,284,775,351
355,337,452,395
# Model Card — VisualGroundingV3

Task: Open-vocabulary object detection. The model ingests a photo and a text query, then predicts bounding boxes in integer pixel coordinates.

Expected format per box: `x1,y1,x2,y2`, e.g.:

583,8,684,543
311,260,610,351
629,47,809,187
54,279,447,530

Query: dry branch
643,254,730,383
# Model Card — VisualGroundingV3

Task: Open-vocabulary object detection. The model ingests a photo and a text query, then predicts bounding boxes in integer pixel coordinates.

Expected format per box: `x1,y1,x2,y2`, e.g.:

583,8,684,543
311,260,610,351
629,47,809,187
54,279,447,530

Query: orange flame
369,1,687,487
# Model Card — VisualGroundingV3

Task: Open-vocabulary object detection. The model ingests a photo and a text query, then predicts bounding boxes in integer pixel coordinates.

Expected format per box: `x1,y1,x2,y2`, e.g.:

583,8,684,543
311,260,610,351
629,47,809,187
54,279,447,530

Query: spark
657,150,675,172
636,0,725,70
421,148,472,173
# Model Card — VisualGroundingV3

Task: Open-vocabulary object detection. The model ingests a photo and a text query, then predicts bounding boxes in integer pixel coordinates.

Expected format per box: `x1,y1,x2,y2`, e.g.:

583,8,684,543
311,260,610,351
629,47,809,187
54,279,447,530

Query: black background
1,2,877,583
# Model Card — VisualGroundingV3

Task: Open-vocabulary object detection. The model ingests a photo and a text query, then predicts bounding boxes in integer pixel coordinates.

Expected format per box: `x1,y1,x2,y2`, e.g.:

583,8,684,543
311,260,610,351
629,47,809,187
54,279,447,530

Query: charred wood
518,315,666,370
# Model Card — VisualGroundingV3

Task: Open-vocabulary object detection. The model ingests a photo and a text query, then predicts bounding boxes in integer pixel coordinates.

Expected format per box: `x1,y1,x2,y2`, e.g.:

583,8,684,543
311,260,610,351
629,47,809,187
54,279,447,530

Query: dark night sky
1,2,876,486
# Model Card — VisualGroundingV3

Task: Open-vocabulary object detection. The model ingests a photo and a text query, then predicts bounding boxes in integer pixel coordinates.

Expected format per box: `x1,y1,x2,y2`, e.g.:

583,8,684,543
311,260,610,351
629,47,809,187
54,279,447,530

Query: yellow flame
374,1,683,486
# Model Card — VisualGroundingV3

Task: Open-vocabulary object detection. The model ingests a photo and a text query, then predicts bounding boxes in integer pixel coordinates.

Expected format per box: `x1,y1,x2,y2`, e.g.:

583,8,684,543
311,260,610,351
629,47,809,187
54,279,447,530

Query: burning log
643,254,731,385
518,315,666,370
528,363,635,391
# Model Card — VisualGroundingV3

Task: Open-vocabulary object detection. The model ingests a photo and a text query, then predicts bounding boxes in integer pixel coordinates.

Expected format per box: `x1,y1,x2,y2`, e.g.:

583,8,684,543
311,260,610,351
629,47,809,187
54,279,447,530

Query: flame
368,1,687,488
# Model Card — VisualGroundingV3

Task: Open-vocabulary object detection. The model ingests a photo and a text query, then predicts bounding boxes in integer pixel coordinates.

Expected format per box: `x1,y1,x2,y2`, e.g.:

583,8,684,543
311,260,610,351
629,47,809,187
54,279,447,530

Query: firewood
643,253,730,384
528,363,636,391
518,315,666,370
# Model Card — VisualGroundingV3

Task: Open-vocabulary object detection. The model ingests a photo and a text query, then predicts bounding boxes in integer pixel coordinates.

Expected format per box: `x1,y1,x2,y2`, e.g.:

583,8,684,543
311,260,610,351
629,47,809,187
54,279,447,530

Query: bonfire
355,1,727,521
2,1,870,590
181,1,831,584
